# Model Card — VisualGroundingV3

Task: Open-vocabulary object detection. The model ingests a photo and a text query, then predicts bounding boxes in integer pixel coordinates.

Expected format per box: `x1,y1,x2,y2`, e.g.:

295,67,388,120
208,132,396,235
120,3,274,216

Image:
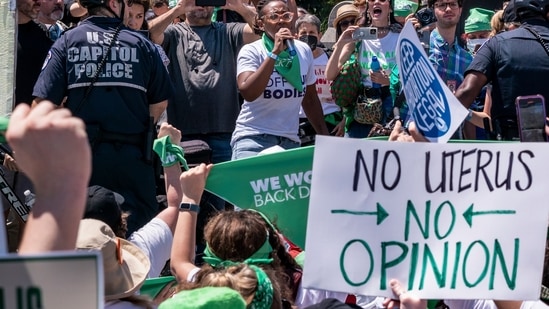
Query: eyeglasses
338,19,356,27
262,11,294,22
434,1,459,9
367,0,388,3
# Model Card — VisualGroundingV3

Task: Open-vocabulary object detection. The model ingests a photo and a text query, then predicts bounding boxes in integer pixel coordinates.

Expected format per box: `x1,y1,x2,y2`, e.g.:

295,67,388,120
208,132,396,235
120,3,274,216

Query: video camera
415,7,437,28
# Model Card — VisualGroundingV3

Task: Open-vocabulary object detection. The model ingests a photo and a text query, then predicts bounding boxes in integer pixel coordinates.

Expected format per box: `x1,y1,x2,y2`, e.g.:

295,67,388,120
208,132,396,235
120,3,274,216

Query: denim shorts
232,134,300,160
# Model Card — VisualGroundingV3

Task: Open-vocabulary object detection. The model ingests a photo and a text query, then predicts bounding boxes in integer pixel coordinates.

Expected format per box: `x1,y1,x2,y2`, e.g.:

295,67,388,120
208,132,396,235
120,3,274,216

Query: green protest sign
205,146,314,248
303,136,549,300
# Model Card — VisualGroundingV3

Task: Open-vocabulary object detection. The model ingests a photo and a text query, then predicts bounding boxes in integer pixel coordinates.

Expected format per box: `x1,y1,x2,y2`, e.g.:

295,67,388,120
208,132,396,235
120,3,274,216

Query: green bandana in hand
153,135,189,170
0,117,8,144
262,34,303,92
211,6,220,22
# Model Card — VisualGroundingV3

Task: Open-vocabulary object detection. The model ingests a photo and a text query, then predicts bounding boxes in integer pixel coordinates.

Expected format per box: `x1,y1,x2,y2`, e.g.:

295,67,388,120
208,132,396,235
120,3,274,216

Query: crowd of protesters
3,0,549,307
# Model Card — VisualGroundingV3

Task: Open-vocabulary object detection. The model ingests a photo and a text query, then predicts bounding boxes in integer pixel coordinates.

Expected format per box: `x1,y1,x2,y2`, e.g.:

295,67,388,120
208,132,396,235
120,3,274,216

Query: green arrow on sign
331,202,389,225
462,204,516,227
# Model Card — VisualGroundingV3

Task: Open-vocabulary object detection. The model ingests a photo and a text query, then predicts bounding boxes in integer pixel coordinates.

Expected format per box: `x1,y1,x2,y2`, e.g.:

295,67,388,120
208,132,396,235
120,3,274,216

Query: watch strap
179,203,200,213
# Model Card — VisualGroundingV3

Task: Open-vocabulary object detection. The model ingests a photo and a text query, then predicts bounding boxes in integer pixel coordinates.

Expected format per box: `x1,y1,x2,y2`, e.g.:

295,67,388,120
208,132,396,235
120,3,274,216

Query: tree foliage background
297,0,342,31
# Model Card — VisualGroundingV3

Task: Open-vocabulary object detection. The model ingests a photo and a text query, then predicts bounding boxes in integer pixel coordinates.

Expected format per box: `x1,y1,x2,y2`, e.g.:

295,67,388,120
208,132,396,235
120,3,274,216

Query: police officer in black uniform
455,0,549,140
32,0,174,235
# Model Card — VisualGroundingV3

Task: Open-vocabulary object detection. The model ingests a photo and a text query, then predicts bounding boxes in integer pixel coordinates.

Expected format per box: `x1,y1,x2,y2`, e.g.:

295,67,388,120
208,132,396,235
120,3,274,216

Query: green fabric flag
0,117,8,144
205,146,314,248
140,276,176,299
204,138,507,248
262,34,303,92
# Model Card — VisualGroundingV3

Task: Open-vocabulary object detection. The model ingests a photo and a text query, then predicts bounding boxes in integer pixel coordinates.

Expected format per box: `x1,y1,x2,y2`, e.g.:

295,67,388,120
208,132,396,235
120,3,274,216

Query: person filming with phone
326,0,401,138
455,0,549,141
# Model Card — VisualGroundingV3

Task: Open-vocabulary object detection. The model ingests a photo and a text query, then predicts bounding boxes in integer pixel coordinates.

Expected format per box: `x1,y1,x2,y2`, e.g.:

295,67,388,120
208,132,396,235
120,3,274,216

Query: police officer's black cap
78,0,107,9
503,0,518,23
513,0,546,21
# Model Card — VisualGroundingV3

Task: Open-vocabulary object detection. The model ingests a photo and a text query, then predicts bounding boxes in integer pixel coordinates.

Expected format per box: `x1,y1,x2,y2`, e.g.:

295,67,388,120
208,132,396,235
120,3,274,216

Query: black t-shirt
465,18,549,121
16,21,53,106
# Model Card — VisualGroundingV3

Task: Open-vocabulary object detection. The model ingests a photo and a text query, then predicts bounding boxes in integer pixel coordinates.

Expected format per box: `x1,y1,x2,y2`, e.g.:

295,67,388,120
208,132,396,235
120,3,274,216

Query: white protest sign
396,21,469,143
0,251,103,308
0,0,16,114
303,136,549,300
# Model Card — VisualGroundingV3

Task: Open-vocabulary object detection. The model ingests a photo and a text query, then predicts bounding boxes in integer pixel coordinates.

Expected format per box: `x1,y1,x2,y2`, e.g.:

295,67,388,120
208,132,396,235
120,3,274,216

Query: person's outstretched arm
148,0,186,45
223,0,260,44
325,26,357,81
153,123,183,234
8,102,91,253
170,163,213,282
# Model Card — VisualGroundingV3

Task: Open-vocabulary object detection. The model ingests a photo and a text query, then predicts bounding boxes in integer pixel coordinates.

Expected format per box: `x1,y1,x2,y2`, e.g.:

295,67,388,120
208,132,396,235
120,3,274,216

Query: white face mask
467,38,488,53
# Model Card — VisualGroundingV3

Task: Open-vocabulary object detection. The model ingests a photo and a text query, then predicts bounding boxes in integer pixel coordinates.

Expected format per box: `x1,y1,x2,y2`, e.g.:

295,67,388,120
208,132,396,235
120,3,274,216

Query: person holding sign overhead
231,0,328,159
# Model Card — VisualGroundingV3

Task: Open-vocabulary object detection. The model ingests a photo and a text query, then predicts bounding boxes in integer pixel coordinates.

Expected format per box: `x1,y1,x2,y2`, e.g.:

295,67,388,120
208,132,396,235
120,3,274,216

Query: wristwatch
179,203,200,213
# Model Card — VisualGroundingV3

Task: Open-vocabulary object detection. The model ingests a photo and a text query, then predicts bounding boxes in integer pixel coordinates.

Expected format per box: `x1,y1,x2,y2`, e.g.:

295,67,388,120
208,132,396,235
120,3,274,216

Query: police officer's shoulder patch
41,51,52,71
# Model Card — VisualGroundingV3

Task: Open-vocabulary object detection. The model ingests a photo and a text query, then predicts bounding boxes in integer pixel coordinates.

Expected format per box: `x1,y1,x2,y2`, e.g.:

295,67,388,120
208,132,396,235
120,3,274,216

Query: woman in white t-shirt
326,0,401,138
231,0,329,160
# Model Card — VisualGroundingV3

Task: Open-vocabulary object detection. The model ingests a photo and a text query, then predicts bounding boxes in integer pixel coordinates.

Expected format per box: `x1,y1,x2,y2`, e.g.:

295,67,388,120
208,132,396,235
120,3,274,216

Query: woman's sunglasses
339,19,356,27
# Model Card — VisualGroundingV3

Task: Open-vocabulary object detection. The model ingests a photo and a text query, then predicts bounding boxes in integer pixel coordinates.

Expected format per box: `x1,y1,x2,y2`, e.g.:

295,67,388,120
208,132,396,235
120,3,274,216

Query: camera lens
370,29,376,35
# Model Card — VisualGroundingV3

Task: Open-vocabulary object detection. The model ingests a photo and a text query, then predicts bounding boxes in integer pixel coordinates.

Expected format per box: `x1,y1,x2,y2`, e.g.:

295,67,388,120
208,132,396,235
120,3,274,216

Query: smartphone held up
352,27,378,41
515,94,548,142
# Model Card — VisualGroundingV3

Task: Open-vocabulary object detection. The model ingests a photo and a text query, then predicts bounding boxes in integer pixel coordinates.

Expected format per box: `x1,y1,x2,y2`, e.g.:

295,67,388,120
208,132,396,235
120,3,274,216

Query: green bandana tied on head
153,135,189,170
203,237,274,309
248,265,274,309
203,234,274,267
262,34,303,92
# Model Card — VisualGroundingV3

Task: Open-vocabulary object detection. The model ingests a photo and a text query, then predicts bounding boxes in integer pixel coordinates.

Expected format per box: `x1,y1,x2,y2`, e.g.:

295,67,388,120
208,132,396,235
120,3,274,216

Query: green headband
202,242,274,309
203,235,274,267
248,265,274,309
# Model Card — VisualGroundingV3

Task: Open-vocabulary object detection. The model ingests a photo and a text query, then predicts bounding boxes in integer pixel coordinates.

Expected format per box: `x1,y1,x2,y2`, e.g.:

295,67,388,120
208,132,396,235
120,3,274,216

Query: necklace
376,26,390,34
